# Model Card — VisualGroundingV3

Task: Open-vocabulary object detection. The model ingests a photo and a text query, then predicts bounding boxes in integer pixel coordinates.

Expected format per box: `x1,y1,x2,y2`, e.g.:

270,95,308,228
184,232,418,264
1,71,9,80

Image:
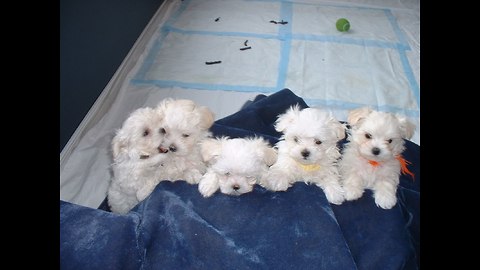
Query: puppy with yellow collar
262,105,346,205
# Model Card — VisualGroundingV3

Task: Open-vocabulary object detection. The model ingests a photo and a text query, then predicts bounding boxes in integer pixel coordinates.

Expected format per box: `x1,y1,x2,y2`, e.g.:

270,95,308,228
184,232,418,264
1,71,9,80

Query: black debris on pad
205,61,222,65
270,20,288,25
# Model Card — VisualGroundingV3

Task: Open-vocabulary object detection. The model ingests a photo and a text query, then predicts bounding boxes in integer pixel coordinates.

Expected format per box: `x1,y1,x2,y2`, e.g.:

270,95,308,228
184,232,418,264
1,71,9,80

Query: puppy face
111,107,168,163
155,98,214,156
347,107,415,162
201,137,277,196
275,105,345,164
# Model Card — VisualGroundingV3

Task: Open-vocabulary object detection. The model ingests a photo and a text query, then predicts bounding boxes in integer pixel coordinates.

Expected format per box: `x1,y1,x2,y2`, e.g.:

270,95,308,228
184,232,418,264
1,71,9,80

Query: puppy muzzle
158,146,169,153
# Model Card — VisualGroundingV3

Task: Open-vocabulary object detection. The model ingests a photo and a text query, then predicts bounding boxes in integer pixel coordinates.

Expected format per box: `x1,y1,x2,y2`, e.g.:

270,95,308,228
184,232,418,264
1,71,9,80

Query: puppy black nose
232,184,240,191
301,150,310,158
169,145,177,152
372,147,381,156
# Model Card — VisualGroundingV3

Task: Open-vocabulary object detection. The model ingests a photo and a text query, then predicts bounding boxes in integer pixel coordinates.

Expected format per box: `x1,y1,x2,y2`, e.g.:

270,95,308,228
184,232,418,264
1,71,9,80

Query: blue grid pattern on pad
132,0,419,116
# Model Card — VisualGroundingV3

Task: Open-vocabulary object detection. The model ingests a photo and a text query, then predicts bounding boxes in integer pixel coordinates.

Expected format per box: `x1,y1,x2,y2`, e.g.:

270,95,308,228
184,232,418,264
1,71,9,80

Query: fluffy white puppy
339,107,416,209
262,105,346,205
198,137,277,197
107,107,169,214
155,98,215,184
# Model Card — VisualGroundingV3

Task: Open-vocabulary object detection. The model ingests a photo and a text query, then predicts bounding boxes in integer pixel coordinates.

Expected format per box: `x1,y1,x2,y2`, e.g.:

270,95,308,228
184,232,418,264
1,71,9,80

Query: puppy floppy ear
197,106,215,130
111,130,129,161
200,137,223,163
329,119,346,141
155,97,174,111
348,107,372,126
396,115,416,139
263,147,278,166
252,138,278,166
275,104,302,133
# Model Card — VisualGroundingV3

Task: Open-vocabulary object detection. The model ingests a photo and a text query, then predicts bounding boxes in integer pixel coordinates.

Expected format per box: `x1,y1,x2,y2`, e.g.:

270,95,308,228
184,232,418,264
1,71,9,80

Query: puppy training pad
139,32,281,89
169,0,282,35
291,4,400,42
285,41,416,111
131,0,419,132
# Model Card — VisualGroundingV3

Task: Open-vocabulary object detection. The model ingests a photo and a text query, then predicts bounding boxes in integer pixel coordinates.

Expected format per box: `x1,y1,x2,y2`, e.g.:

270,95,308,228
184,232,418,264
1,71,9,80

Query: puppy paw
265,177,290,191
198,180,218,197
262,170,292,191
136,183,157,202
374,191,397,209
184,170,203,184
323,186,345,205
343,185,364,201
273,180,290,191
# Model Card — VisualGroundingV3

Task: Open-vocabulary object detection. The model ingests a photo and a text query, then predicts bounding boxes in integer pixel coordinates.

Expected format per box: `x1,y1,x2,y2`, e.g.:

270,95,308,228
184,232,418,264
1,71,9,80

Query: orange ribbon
397,156,415,180
367,156,415,180
368,160,380,167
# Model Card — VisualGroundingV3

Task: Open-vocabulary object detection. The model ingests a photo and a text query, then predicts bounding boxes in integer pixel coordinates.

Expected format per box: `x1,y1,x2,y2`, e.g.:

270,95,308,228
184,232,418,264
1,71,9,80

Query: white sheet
60,0,419,209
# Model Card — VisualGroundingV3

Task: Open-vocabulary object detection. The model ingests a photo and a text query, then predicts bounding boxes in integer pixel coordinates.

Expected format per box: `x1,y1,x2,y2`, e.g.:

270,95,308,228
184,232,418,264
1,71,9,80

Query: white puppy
107,107,169,214
262,105,346,205
155,98,215,184
198,137,277,197
339,107,416,209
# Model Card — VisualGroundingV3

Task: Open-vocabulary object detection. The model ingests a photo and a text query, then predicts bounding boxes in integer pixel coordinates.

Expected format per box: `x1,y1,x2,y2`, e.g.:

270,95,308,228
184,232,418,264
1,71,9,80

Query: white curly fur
154,98,215,184
198,137,277,197
339,107,415,209
262,105,346,205
107,98,214,214
107,107,169,214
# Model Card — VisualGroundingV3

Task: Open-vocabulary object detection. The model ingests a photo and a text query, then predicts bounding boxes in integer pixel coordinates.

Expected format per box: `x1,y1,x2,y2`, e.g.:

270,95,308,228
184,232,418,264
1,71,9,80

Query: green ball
336,18,350,32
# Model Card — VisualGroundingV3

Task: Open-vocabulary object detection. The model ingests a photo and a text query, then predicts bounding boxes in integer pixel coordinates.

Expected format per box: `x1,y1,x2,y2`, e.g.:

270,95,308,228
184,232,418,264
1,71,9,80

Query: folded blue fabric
60,89,419,269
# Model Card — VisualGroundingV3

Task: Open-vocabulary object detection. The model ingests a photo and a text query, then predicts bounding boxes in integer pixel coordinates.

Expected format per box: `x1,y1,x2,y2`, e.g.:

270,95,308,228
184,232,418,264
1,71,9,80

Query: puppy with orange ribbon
339,107,415,209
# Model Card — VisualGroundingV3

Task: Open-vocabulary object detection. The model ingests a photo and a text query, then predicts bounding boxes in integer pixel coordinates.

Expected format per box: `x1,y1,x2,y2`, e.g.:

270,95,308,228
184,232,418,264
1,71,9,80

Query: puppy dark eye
387,139,393,144
143,129,150,137
315,139,322,145
159,128,166,134
365,133,372,139
293,137,299,143
225,172,231,176
182,134,190,138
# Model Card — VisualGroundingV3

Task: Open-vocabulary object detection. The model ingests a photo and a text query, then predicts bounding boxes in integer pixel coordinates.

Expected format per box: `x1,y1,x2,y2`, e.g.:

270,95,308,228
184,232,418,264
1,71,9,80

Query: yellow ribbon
297,162,321,172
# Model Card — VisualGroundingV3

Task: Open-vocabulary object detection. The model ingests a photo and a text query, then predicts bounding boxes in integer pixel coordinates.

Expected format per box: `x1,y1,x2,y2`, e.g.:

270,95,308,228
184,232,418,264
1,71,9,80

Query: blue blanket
60,89,420,269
